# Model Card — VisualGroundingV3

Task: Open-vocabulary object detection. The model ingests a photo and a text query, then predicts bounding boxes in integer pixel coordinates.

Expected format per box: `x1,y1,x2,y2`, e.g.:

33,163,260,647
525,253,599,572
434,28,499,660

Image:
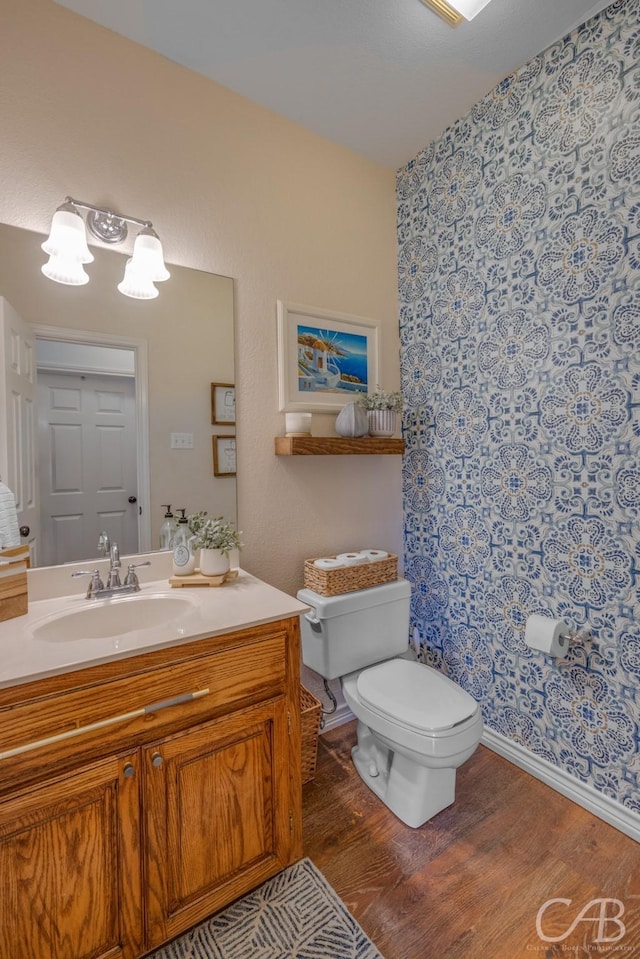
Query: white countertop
0,568,309,690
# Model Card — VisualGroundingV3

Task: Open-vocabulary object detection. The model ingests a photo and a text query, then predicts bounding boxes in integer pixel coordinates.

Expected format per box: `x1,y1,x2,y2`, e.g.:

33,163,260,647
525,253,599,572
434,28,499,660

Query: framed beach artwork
276,301,379,412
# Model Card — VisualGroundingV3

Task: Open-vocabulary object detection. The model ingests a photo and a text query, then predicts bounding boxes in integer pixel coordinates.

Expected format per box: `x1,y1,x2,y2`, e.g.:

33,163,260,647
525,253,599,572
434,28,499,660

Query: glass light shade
450,0,492,19
41,253,90,286
117,258,159,299
41,207,94,263
128,229,170,282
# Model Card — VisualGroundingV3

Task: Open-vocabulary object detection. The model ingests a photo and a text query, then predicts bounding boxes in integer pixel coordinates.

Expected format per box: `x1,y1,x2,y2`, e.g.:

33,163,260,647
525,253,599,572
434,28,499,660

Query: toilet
298,579,483,828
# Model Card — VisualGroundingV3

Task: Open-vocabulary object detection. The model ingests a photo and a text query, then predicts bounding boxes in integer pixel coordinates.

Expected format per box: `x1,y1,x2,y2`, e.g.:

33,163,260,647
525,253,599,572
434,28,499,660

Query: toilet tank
297,579,412,680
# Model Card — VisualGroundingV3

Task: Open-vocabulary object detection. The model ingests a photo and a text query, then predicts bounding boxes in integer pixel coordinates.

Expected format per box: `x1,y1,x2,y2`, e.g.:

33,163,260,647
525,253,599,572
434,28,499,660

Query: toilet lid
357,659,478,733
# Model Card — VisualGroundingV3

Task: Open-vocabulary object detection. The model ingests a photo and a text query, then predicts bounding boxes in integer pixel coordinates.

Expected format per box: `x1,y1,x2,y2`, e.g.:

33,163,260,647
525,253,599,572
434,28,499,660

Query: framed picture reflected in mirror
212,435,236,476
211,383,236,425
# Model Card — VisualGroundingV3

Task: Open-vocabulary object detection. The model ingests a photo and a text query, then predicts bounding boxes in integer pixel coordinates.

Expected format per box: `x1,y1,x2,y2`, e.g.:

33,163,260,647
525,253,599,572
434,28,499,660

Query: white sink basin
32,594,196,643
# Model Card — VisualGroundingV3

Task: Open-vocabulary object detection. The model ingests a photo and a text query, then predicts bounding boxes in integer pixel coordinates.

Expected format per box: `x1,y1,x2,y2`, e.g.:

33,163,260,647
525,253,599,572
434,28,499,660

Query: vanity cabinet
0,751,142,959
0,616,302,959
143,697,291,948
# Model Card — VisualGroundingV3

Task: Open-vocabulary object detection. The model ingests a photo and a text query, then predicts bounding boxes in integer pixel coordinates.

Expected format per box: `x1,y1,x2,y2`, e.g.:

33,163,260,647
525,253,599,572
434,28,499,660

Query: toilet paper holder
524,614,585,658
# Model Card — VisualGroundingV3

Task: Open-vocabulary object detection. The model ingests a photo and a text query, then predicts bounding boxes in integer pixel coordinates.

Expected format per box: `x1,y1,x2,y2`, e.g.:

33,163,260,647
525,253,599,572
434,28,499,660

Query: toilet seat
357,659,478,734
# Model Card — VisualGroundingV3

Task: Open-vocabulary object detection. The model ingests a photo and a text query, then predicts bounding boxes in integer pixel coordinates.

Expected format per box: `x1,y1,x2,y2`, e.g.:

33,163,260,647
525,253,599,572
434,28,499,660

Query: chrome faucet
106,542,121,589
72,547,151,599
72,568,105,599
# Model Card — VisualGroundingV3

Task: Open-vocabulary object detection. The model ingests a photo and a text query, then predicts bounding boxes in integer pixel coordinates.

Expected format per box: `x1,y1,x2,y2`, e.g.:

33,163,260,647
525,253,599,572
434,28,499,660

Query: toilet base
351,721,456,828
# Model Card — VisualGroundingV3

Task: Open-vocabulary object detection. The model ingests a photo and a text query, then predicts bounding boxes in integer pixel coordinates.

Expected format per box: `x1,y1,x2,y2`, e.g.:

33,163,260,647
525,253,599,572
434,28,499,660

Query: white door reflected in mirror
37,360,139,567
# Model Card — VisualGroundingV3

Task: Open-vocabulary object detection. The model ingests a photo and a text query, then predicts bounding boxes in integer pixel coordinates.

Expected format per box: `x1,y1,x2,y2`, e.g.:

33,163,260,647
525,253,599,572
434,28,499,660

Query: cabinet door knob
151,752,163,768
123,762,136,778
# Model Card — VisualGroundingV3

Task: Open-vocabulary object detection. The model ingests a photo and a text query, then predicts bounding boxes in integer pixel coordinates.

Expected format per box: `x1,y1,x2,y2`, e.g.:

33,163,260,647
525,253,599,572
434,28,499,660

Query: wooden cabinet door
0,752,143,959
144,697,294,949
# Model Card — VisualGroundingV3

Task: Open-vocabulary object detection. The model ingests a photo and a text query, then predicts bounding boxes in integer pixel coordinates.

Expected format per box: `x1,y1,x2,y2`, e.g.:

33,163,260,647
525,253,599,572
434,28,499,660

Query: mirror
0,222,235,568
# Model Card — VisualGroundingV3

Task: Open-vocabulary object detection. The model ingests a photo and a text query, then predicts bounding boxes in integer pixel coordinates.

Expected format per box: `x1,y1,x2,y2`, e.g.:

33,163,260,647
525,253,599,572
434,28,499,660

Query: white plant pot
367,409,396,437
199,548,230,577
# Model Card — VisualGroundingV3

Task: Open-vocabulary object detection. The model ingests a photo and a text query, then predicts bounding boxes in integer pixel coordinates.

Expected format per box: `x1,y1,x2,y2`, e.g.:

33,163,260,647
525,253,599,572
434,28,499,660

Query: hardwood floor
302,721,640,959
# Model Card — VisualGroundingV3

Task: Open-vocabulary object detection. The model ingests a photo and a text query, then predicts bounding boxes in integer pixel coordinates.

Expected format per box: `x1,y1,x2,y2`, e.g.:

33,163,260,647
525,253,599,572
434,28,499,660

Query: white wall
0,0,402,595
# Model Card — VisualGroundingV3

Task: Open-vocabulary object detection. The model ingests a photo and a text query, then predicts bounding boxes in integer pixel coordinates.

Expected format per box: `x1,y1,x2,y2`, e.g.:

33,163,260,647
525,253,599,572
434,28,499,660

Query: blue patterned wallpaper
397,0,640,811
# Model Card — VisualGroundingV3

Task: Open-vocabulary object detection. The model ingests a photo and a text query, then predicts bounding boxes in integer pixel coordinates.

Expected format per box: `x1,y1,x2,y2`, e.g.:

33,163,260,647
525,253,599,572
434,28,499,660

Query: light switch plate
170,432,194,449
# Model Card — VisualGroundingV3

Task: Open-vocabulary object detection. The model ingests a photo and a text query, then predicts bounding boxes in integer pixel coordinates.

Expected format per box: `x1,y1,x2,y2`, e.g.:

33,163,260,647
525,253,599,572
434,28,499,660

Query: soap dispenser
171,509,196,576
159,505,177,550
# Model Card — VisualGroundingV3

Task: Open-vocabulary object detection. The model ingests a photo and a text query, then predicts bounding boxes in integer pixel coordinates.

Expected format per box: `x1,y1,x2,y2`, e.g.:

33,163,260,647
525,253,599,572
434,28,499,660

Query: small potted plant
188,512,243,577
357,386,403,437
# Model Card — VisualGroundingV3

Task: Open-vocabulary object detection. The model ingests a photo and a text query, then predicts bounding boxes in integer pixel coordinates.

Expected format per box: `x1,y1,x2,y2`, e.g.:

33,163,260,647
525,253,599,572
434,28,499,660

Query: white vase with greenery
188,512,243,577
357,387,403,437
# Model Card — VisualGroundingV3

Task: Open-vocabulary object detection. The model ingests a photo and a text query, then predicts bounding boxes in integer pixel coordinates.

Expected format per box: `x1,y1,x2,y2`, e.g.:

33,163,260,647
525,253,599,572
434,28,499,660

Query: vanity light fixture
41,197,170,299
418,0,493,26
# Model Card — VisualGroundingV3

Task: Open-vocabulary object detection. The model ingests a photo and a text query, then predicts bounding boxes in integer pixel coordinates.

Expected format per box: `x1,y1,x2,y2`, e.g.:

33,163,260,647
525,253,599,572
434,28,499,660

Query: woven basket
303,553,398,597
300,685,322,784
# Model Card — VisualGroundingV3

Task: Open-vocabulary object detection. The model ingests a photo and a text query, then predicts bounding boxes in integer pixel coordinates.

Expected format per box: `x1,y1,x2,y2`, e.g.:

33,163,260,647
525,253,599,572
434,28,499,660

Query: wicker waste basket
300,685,322,784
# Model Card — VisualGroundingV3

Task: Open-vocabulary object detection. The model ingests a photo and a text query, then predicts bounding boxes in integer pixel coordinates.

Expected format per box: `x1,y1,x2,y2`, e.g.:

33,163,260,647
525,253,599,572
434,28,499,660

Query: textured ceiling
54,0,613,168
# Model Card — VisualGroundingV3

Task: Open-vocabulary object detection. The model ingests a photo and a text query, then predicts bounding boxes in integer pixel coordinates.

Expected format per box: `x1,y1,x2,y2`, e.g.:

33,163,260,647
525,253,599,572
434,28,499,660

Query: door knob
19,525,30,537
128,496,137,504
123,762,136,778
151,752,163,768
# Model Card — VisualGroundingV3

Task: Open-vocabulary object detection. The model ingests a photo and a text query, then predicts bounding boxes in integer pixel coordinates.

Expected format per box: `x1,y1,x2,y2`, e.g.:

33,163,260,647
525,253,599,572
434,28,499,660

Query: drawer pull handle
144,690,209,714
0,687,210,761
123,762,136,778
151,752,163,768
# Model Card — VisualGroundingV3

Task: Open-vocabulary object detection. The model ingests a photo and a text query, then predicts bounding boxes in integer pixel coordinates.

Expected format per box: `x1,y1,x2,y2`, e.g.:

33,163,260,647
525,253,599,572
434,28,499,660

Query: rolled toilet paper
359,549,389,562
336,552,368,566
524,614,569,657
313,557,345,570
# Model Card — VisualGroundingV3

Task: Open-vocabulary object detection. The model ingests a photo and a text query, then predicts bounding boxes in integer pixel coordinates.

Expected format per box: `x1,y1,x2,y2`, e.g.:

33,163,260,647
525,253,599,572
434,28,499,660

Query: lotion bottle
159,505,177,550
172,509,196,576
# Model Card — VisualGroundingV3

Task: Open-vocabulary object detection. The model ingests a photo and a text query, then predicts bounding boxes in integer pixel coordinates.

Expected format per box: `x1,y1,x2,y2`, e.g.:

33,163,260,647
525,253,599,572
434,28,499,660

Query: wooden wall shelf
275,436,405,456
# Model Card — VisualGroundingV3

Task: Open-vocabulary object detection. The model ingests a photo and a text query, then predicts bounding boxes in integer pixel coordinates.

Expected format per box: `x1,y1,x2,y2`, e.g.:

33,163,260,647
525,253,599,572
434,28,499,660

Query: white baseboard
320,702,354,733
318,707,640,843
482,728,640,843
